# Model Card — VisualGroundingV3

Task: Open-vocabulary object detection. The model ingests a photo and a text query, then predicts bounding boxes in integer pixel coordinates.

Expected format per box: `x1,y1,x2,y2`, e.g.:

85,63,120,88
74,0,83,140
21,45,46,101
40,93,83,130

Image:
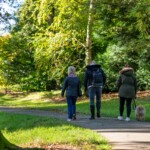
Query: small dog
135,105,145,121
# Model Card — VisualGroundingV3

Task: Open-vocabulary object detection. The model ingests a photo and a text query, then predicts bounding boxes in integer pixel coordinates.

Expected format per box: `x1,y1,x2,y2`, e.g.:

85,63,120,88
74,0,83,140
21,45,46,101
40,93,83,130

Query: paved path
0,106,150,150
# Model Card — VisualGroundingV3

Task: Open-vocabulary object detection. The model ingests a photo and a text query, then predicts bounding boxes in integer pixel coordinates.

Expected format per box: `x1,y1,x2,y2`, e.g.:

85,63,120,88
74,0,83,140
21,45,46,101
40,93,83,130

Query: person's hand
78,94,82,97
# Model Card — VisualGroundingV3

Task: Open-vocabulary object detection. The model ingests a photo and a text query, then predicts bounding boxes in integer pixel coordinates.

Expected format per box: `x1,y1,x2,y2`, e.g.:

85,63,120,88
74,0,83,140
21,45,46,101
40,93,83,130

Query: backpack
92,69,103,86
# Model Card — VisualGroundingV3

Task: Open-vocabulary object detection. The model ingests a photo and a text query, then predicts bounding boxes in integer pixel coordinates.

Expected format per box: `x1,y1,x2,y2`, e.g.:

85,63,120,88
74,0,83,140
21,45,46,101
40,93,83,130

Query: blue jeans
89,86,102,110
66,96,77,119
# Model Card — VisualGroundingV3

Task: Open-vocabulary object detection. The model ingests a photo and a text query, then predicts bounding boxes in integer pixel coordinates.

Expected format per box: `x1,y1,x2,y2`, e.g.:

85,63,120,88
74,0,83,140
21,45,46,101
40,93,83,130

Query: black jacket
84,64,106,91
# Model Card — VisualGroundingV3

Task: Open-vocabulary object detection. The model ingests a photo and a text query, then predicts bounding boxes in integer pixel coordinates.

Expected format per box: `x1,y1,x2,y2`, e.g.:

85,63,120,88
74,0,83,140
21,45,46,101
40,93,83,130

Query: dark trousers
119,97,132,117
66,96,77,119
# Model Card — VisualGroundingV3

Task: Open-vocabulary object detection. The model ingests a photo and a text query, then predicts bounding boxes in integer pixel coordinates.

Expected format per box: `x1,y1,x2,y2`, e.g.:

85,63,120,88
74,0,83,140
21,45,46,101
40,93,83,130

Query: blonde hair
68,66,76,75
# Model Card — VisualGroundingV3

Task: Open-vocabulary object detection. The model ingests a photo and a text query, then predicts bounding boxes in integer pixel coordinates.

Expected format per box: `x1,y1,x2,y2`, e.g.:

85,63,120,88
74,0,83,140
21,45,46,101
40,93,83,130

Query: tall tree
85,0,95,65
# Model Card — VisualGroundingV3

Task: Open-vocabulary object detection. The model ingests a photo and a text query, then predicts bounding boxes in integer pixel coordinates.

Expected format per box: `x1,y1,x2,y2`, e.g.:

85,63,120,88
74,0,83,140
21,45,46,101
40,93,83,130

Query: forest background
0,0,149,93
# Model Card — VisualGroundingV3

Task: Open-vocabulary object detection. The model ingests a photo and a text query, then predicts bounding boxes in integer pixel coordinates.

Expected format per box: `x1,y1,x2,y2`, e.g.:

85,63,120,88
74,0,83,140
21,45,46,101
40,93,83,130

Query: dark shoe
90,105,95,120
72,114,76,120
97,112,101,118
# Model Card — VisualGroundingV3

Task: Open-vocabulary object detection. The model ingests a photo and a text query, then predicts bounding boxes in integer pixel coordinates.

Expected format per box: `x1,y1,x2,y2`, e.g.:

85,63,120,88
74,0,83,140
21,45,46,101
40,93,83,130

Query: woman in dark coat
61,66,82,121
116,65,137,121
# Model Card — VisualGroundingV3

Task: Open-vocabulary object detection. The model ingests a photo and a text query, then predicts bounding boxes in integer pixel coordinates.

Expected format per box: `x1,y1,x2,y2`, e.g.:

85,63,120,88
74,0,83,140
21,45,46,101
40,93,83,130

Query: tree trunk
85,0,95,65
0,131,20,150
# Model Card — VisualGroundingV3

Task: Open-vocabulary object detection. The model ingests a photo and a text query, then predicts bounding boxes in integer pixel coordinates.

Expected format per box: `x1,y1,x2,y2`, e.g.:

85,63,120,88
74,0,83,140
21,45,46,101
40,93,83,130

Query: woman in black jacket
61,66,82,121
116,65,137,122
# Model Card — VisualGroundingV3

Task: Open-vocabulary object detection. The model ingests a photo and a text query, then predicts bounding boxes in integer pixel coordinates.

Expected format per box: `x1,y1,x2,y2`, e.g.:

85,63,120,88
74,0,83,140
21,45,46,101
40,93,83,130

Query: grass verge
0,112,110,150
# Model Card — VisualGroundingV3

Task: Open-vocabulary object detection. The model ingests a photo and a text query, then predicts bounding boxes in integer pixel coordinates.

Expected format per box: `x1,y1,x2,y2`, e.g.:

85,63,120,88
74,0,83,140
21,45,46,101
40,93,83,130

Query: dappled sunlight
15,91,65,104
0,91,66,107
19,92,53,101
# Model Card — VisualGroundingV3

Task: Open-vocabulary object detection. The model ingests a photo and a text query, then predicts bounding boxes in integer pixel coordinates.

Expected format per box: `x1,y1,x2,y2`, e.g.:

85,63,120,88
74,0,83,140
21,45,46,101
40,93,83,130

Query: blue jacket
61,76,82,97
84,64,106,91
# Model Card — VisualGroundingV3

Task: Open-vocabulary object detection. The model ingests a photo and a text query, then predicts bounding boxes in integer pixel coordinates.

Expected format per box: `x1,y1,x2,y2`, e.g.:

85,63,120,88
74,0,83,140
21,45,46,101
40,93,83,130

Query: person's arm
116,75,122,90
61,77,68,97
78,79,82,97
133,75,137,98
101,69,106,85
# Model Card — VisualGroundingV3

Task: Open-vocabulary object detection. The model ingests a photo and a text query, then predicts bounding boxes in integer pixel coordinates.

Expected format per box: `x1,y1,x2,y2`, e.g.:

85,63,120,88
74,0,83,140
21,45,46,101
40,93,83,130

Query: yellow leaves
0,35,11,49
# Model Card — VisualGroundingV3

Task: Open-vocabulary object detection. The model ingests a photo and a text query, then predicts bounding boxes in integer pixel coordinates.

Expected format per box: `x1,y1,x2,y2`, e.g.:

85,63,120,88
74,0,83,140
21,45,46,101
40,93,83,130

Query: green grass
0,112,110,150
0,92,149,121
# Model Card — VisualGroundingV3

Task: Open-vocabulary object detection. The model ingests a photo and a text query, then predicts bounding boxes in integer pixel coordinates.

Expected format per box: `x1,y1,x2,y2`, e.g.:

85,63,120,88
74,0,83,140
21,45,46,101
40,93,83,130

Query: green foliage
0,33,38,91
97,42,150,91
33,31,85,82
31,0,88,80
11,0,88,90
0,0,149,91
136,68,150,90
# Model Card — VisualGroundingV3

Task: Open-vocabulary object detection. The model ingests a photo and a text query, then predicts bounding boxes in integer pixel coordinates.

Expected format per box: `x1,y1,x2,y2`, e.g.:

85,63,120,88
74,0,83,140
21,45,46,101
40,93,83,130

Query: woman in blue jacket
61,66,82,121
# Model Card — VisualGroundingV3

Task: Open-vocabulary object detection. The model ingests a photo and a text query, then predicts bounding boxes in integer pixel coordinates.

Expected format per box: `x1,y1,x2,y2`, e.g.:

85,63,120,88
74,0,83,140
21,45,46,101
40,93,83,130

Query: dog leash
132,99,137,110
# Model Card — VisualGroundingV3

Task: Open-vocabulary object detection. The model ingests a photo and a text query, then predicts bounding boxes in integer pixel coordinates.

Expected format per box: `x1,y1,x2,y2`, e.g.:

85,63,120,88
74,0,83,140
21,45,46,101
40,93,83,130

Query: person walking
61,66,82,121
116,64,137,122
84,61,106,120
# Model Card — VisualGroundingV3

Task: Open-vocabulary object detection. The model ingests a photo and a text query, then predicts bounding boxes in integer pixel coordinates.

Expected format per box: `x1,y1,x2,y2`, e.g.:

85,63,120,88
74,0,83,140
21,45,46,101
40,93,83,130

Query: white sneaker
125,117,130,122
67,119,72,122
118,116,123,121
